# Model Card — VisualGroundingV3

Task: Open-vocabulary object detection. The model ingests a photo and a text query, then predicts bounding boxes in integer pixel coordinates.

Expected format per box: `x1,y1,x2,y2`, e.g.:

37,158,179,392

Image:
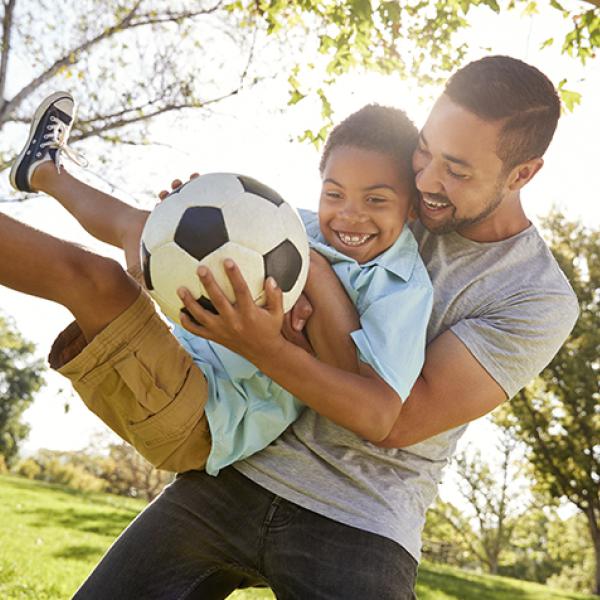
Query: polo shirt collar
311,224,419,282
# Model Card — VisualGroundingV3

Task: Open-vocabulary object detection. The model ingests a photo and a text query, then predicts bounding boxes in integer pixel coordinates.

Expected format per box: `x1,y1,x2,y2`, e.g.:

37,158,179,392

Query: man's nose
415,161,444,195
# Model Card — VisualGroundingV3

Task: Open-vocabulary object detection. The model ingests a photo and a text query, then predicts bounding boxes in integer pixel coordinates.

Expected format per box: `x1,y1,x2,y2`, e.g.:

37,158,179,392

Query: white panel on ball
220,193,285,255
149,242,203,323
200,242,267,304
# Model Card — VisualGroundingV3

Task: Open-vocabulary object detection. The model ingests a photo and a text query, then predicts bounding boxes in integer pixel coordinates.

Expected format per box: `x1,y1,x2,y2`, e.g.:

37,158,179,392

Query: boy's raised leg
10,90,149,272
0,210,139,341
31,163,149,272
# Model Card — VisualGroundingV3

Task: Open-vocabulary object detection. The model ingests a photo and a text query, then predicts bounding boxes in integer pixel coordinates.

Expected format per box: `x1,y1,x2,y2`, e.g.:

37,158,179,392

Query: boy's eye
366,196,387,204
324,190,342,199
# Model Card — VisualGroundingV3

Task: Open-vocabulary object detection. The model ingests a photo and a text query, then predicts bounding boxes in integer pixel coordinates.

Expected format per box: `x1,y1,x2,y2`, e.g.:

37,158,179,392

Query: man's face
412,94,509,236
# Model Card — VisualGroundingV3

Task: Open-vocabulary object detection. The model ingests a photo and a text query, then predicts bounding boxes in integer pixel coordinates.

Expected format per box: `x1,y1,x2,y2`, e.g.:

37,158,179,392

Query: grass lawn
0,474,594,599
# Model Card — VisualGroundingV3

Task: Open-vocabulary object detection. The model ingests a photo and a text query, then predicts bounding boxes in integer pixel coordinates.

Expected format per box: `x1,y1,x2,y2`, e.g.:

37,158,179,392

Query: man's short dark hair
319,104,419,194
444,55,561,171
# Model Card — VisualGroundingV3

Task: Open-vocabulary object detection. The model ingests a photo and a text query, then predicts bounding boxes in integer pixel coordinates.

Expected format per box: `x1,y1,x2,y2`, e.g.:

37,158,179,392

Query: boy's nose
339,207,368,223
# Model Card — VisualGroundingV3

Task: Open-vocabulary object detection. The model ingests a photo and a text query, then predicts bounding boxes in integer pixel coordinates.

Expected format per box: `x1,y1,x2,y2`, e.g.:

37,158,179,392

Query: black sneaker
9,91,79,192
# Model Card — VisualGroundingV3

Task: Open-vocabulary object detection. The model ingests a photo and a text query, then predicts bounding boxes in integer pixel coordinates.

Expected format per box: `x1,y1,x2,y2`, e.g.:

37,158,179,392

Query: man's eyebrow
420,131,473,169
323,177,342,186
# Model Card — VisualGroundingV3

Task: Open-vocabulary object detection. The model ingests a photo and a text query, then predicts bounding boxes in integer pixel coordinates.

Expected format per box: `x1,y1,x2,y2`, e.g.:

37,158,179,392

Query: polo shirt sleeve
450,289,579,399
350,280,433,402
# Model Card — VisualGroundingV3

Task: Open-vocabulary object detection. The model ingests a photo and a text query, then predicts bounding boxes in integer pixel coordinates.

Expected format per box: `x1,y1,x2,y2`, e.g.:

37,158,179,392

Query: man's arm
295,256,507,447
379,330,506,447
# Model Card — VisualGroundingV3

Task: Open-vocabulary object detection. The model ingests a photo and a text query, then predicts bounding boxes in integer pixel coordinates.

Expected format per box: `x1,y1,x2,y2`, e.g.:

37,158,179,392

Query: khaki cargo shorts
48,287,212,473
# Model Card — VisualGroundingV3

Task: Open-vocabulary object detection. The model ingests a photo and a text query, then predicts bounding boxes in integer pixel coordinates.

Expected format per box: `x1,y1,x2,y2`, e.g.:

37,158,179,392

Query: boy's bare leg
0,211,139,342
31,162,149,272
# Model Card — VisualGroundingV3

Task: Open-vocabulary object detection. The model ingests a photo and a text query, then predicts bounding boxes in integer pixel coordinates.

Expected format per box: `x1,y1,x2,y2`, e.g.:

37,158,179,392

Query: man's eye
367,196,386,204
445,165,468,180
325,191,342,199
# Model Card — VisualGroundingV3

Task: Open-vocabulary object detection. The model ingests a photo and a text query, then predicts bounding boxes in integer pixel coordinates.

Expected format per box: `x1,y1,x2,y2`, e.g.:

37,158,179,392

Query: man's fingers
264,276,284,317
190,172,200,180
171,178,183,191
291,294,313,331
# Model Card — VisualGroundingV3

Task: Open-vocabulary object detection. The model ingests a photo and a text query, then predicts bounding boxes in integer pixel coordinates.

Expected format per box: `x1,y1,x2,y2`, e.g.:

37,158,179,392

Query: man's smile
419,194,454,218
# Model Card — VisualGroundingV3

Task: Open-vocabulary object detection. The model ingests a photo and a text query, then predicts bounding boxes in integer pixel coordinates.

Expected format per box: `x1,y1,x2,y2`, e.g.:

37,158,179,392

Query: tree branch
0,0,16,106
0,1,224,125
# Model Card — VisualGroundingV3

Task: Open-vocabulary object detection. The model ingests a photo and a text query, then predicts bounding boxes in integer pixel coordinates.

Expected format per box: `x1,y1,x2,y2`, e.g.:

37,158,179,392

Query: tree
101,442,173,501
0,0,597,180
495,212,599,594
435,434,525,574
0,313,44,464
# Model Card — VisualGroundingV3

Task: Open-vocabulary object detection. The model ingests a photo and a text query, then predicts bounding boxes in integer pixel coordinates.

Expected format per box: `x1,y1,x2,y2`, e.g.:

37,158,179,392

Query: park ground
0,474,594,600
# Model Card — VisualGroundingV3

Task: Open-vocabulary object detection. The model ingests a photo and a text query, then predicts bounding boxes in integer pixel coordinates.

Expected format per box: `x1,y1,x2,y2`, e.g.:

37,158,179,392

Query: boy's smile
319,146,413,264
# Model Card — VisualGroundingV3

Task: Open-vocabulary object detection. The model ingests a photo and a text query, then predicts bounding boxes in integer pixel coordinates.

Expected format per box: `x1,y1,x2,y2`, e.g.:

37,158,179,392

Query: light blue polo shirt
172,211,433,475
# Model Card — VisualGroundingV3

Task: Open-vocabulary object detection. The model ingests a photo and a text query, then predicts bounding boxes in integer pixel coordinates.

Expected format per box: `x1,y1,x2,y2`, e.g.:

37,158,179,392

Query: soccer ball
140,173,310,324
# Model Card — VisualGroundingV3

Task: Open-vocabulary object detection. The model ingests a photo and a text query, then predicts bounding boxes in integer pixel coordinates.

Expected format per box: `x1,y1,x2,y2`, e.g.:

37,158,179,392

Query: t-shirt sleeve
350,280,433,401
450,290,579,399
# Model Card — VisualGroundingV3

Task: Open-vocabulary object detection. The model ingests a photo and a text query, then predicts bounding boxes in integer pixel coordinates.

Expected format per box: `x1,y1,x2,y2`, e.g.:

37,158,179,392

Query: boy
8,95,432,475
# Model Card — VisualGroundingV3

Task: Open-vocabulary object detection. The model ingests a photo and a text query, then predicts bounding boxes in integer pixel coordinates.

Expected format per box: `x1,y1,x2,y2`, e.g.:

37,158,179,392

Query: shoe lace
40,115,87,171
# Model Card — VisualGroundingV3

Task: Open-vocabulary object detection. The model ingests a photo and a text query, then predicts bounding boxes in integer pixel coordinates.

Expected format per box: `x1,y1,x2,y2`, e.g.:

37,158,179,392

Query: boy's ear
506,157,544,191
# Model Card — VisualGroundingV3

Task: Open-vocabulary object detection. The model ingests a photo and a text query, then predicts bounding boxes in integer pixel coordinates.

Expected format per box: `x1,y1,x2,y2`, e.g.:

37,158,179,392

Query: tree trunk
585,505,600,595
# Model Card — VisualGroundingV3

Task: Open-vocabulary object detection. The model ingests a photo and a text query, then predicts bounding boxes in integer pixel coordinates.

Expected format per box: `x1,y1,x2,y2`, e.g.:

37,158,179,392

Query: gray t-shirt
235,217,579,561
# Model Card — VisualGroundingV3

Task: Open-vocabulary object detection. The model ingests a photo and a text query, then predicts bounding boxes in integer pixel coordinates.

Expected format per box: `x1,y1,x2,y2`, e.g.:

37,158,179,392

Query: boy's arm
178,261,405,443
302,250,361,372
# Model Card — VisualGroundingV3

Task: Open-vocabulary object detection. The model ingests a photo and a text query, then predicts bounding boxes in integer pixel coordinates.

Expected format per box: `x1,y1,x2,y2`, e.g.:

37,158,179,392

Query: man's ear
506,157,544,191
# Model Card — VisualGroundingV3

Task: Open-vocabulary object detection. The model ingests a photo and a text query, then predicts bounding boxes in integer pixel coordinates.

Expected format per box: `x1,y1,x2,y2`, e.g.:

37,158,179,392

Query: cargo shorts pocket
121,355,209,450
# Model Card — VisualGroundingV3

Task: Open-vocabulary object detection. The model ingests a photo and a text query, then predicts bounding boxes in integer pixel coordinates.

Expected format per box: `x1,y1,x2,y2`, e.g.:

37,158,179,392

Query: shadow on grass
21,506,137,538
53,544,105,561
417,567,531,600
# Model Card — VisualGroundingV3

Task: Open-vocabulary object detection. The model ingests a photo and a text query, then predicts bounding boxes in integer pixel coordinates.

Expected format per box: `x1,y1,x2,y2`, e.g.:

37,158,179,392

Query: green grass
0,474,595,600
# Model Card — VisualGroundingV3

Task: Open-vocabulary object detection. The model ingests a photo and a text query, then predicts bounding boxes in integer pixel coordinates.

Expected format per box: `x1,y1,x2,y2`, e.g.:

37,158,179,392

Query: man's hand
282,294,314,354
157,172,200,201
177,259,286,364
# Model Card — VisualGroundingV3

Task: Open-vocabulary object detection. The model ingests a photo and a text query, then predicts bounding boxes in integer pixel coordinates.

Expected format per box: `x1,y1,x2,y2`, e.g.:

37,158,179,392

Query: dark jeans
74,467,417,599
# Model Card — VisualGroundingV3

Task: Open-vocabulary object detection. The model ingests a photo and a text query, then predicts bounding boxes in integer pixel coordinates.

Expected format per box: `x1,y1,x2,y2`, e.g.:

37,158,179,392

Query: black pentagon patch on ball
141,242,154,291
264,240,302,292
174,206,228,261
237,175,284,206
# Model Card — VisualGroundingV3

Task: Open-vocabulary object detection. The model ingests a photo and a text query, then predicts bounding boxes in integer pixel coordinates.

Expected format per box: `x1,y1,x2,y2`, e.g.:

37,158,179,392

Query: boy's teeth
338,232,373,246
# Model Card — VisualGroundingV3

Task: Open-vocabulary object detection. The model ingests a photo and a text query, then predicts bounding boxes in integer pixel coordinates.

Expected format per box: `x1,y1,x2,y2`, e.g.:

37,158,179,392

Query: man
74,55,578,598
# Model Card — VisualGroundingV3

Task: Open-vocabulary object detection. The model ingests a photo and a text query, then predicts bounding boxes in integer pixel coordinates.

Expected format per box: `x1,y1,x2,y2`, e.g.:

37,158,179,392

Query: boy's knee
63,254,140,339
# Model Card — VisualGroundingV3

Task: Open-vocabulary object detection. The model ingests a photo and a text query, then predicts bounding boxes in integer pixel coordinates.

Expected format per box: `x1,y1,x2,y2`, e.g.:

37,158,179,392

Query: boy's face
319,146,412,264
412,94,510,236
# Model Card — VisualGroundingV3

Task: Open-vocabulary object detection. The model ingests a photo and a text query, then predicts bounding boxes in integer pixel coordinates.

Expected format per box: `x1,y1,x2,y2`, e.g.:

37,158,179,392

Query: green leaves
0,314,45,465
558,79,583,112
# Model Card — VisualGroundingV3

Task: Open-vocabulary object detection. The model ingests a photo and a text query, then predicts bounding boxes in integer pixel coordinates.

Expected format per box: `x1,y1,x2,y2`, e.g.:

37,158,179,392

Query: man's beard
415,182,504,235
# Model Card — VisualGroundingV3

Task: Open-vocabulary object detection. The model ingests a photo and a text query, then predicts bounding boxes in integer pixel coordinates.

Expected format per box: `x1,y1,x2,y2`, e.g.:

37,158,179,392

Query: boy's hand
177,260,286,365
157,172,200,201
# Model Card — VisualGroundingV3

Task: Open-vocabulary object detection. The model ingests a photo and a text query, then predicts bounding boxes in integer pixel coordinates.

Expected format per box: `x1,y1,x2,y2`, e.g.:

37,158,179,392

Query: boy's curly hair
319,104,419,196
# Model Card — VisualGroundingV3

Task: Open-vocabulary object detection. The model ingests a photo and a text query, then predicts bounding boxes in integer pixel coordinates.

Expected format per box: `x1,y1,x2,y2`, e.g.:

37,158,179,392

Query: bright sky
0,4,598,509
